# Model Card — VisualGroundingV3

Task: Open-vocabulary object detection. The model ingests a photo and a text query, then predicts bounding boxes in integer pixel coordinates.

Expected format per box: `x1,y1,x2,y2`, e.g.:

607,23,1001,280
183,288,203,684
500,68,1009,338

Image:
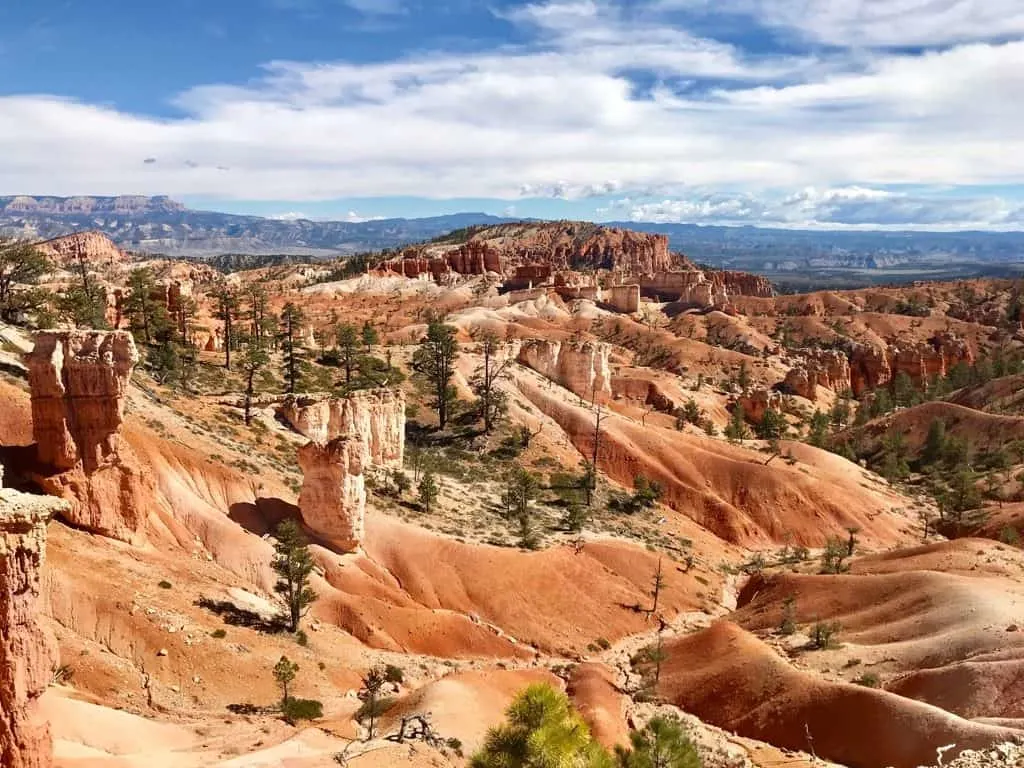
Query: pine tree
471,332,512,434
0,239,52,324
418,471,439,512
280,302,306,394
271,520,317,633
412,320,459,429
273,656,299,704
615,715,702,768
335,323,360,387
725,403,748,442
240,340,270,425
471,684,611,768
361,320,379,352
211,284,240,370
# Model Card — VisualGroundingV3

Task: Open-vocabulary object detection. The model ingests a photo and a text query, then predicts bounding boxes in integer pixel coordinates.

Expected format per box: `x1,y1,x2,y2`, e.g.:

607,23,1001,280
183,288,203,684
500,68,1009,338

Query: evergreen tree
273,656,299,703
471,332,512,434
756,408,786,440
418,471,439,512
725,403,749,442
240,340,270,425
807,410,830,448
335,323,360,387
615,715,702,768
412,320,459,429
280,302,306,394
0,239,52,323
211,284,240,370
471,684,612,768
922,419,947,466
271,520,317,633
124,267,169,344
361,320,379,352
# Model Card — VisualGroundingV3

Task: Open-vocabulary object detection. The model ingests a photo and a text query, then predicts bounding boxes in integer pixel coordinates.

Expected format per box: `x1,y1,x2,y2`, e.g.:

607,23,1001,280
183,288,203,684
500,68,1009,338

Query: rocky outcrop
26,331,151,543
297,438,365,551
848,333,973,396
381,223,678,279
288,389,406,552
518,340,612,402
280,389,406,468
0,466,67,768
34,231,126,269
27,331,137,471
738,389,786,425
640,268,773,309
782,349,852,399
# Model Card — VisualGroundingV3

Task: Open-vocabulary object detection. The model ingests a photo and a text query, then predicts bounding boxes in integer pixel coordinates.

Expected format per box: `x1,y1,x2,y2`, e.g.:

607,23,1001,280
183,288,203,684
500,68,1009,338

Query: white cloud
0,0,1022,228
344,0,406,15
606,187,1024,230
661,0,1024,47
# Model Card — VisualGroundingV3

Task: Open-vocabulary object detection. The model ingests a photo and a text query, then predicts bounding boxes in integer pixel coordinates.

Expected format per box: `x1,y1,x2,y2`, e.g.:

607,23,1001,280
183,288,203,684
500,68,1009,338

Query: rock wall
782,349,852,400
518,340,612,402
26,331,151,544
0,468,67,768
279,389,406,468
848,334,973,396
297,438,365,551
640,269,773,309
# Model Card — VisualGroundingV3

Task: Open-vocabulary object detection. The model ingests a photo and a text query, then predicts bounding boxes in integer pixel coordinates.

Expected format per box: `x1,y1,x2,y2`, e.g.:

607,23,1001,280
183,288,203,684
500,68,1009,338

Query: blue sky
2,0,1024,229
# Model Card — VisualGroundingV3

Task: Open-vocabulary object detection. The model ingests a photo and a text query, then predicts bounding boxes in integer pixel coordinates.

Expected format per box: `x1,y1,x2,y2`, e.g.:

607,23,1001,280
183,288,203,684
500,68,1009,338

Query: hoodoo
0,466,67,768
297,436,366,551
26,330,152,543
517,340,612,402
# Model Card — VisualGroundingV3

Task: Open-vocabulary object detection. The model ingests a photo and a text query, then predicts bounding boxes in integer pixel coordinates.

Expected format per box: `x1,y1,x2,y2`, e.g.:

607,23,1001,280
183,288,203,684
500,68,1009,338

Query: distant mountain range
2,196,1024,287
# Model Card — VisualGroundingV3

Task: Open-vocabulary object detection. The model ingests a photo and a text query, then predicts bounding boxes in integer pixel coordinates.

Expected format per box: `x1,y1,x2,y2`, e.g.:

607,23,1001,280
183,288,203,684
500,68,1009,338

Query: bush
281,697,323,724
446,737,463,756
596,637,611,651
854,672,880,688
295,630,309,647
211,629,227,639
809,619,842,650
158,580,173,589
355,695,395,723
384,664,404,684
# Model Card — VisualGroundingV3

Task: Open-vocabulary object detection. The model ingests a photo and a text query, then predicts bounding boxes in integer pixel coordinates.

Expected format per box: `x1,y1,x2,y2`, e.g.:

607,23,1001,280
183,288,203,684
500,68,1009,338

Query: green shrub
596,637,611,651
211,629,227,639
854,672,880,688
295,630,309,647
384,664,404,684
281,697,323,724
355,695,395,723
809,619,842,650
158,580,173,589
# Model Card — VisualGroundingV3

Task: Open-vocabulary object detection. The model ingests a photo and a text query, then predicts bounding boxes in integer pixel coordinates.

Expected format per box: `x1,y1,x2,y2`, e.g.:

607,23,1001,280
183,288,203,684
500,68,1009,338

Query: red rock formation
279,389,406,468
380,223,678,279
517,340,612,402
0,468,67,768
641,268,773,309
738,389,786,425
782,349,852,399
33,231,126,269
26,331,152,544
297,437,365,551
27,331,137,471
848,334,973,396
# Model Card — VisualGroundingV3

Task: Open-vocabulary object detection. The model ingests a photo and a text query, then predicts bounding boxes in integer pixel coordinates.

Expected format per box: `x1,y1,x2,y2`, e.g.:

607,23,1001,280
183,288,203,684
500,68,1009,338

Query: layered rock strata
0,466,67,768
517,340,612,402
26,331,151,543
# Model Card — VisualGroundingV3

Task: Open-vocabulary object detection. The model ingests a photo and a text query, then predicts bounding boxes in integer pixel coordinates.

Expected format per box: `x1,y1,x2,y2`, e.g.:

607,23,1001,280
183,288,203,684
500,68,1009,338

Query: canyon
0,220,1021,768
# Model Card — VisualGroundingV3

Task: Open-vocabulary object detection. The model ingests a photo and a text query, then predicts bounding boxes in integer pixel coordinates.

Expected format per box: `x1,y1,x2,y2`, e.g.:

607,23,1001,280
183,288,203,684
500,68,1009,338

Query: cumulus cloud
0,0,1022,230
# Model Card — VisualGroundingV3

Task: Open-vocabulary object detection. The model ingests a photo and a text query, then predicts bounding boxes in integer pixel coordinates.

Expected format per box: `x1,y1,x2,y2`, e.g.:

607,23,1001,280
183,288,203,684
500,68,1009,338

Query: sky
2,0,1024,230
